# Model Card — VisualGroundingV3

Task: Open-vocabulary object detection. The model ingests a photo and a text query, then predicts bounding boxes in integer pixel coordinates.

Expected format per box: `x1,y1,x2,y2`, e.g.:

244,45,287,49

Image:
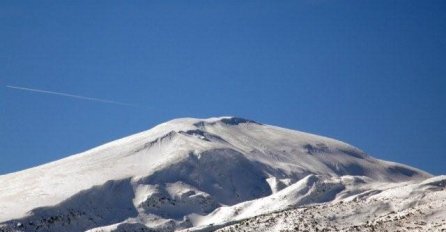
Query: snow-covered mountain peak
0,117,438,232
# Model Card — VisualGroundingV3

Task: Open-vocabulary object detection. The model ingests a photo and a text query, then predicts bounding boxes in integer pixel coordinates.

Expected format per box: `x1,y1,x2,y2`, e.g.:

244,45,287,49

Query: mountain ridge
0,116,440,232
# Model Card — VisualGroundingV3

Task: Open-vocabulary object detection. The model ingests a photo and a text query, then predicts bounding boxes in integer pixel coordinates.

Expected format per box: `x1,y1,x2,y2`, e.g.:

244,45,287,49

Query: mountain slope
212,175,446,232
0,117,435,232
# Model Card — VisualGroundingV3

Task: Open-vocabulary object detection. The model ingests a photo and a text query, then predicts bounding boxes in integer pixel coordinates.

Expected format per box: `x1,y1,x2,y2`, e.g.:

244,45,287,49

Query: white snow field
0,117,443,232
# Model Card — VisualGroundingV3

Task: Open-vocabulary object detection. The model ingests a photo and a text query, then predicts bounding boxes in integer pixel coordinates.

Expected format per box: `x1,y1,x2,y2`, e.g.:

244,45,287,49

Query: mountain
0,117,444,232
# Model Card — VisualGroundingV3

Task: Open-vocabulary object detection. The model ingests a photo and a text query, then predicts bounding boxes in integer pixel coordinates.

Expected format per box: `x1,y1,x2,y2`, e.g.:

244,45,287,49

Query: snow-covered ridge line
0,116,438,232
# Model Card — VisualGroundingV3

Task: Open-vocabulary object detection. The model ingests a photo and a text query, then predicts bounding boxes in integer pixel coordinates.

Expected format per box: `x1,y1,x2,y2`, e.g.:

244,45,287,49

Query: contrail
6,85,138,107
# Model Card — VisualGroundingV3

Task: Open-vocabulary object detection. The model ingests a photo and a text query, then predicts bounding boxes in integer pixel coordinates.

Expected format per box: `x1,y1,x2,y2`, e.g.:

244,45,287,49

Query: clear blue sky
1,0,445,175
